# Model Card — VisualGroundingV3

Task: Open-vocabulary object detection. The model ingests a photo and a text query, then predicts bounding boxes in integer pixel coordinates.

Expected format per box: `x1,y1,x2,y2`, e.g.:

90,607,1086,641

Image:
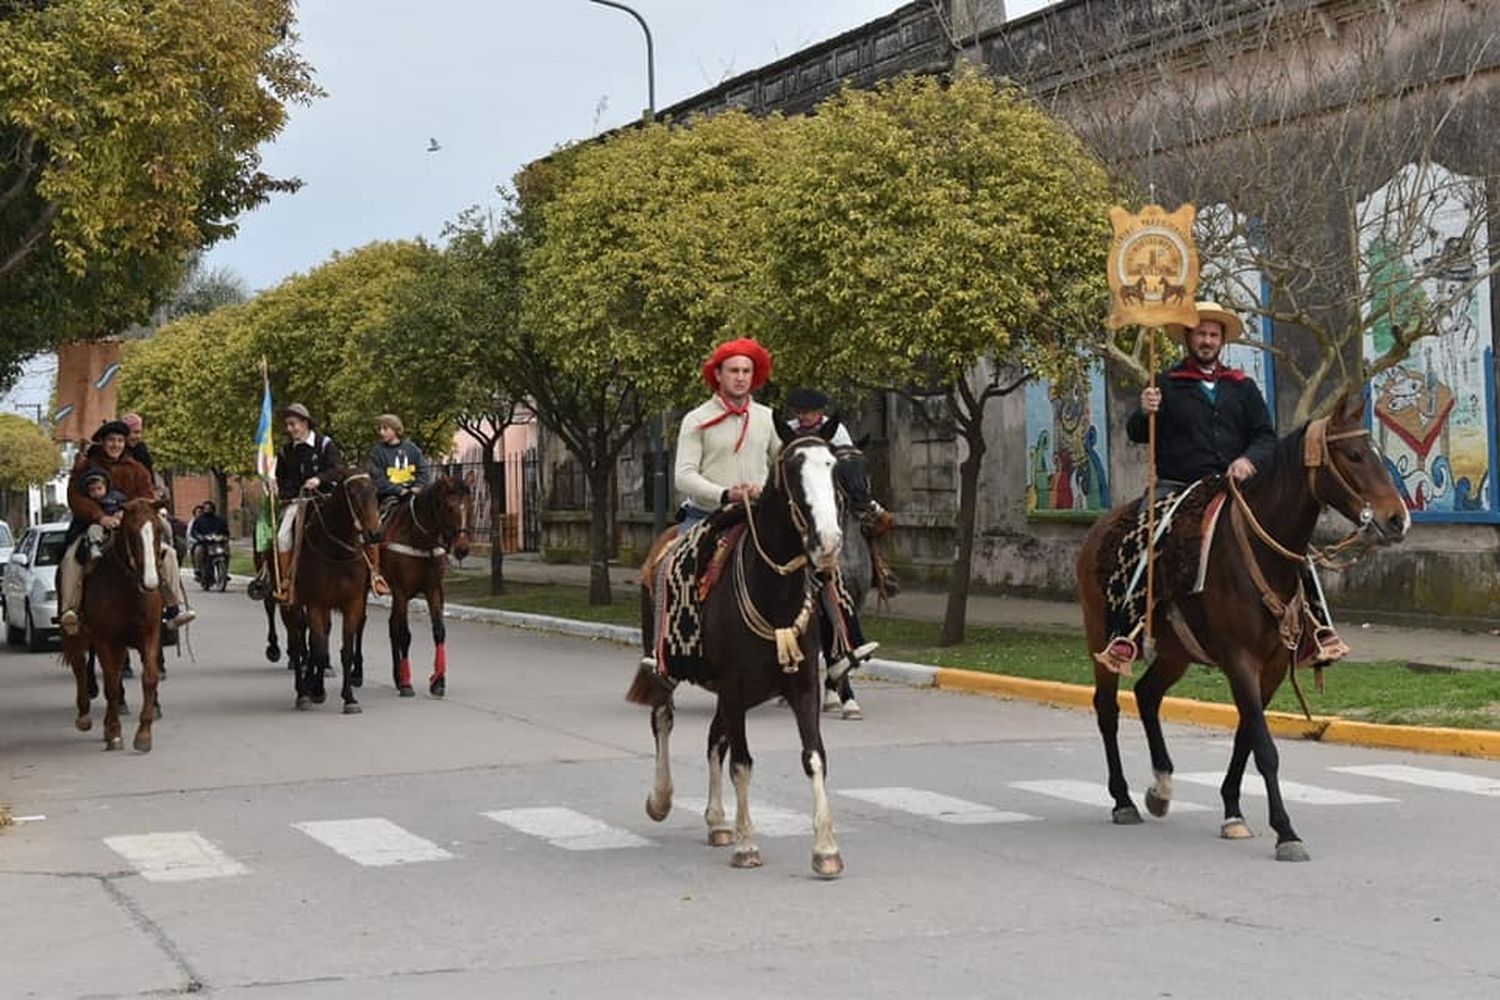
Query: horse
628,422,847,876
251,545,287,666
824,443,877,720
1076,392,1408,861
283,472,383,713
380,475,472,698
62,499,167,752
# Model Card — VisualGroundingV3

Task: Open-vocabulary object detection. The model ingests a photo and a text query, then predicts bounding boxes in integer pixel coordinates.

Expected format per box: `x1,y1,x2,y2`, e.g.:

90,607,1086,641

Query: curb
228,577,1500,761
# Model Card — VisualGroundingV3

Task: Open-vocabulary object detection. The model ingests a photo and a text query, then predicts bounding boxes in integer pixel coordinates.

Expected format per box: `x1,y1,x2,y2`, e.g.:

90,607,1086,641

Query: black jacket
276,432,345,501
1126,362,1276,484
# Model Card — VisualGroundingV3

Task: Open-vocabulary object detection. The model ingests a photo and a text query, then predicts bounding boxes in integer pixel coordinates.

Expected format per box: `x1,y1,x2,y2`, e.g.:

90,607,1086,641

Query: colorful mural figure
1025,364,1110,514
1359,163,1496,520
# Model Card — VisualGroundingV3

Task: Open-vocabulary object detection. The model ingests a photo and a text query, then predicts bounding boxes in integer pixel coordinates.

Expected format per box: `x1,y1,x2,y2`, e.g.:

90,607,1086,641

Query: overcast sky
204,1,1054,291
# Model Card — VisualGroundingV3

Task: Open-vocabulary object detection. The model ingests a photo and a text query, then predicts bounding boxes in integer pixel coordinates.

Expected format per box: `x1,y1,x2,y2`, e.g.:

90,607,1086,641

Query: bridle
741,435,835,576
305,473,377,562
390,481,469,560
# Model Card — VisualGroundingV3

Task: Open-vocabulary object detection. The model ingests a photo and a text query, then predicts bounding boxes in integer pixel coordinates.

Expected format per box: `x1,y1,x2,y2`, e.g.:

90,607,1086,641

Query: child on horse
368,412,431,513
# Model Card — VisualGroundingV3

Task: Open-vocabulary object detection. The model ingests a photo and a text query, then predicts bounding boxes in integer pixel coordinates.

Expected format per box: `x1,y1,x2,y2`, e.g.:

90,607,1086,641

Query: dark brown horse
1077,392,1408,861
284,472,383,713
63,499,166,752
380,475,471,698
251,545,287,666
628,423,847,876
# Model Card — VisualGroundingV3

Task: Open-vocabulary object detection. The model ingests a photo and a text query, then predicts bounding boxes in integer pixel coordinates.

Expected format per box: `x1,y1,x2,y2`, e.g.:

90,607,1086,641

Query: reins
740,435,832,577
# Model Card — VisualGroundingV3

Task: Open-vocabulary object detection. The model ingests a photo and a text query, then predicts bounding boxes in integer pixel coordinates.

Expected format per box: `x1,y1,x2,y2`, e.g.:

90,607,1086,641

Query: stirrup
1299,626,1350,669
1093,637,1137,677
850,641,879,662
371,574,391,597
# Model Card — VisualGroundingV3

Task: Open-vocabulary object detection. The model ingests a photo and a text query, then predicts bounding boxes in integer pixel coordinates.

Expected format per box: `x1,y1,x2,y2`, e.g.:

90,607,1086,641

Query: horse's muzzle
1373,509,1410,543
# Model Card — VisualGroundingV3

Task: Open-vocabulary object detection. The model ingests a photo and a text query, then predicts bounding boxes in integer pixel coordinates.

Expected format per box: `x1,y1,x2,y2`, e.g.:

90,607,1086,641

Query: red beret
702,338,773,392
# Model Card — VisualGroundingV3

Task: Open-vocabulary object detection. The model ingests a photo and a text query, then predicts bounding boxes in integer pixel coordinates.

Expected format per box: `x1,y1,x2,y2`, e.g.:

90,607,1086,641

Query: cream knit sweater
674,396,779,510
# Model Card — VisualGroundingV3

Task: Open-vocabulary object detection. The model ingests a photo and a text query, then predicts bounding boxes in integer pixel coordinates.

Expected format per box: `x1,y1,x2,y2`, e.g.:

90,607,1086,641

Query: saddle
648,504,752,686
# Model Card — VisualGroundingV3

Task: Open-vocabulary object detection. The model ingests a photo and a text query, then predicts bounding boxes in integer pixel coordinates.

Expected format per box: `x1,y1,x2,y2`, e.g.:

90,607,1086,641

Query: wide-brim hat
1166,301,1245,343
92,419,131,442
280,403,317,427
786,387,829,411
702,337,773,393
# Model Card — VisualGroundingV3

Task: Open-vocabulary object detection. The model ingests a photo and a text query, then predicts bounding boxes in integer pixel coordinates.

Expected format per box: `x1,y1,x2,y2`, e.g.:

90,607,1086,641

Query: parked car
3,520,69,652
0,521,14,564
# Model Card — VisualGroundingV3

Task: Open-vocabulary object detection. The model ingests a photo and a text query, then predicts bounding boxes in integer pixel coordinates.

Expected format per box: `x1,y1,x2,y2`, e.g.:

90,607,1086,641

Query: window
0,522,12,548
34,531,68,567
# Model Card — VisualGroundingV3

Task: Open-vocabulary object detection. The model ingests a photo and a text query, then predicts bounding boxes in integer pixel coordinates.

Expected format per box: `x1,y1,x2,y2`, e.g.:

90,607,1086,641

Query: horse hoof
311,692,327,705
133,732,152,753
343,703,362,715
645,796,671,822
841,700,863,721
429,678,445,698
1144,788,1170,818
1275,840,1310,863
707,827,735,847
812,851,844,878
1220,818,1254,840
823,692,841,713
397,685,415,698
295,695,311,711
266,645,281,663
731,848,763,869
75,715,92,732
105,736,123,751
1112,804,1143,825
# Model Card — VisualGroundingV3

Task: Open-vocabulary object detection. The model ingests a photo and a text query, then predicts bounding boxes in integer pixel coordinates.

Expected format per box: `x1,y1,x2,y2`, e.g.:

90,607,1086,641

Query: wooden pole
1143,328,1159,656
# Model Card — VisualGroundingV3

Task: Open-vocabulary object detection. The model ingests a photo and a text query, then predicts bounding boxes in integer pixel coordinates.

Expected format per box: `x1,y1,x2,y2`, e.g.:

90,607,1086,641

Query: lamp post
587,0,669,534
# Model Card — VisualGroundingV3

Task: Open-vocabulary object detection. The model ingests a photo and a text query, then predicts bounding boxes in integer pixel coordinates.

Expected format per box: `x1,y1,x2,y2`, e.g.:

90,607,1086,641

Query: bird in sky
426,137,441,153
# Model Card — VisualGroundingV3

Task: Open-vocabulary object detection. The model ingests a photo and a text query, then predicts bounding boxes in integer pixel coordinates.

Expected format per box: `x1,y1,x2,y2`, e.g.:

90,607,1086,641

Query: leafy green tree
0,411,60,528
0,0,319,388
760,68,1116,644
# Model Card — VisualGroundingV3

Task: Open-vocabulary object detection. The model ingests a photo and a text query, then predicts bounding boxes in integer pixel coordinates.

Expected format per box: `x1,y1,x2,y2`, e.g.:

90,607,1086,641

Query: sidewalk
466,553,1500,671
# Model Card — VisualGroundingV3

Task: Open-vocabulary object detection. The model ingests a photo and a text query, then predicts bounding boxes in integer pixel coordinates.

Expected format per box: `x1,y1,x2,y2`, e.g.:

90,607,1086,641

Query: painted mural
1359,163,1496,520
1197,204,1275,418
1025,363,1110,514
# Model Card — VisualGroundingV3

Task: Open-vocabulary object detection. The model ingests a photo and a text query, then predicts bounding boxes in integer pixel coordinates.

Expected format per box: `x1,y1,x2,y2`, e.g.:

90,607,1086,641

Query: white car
0,521,13,564
3,520,69,652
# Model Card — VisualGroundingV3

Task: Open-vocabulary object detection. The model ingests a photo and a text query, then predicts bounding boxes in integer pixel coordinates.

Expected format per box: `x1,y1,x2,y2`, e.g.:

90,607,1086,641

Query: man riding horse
1098,301,1349,674
57,420,194,635
271,403,389,604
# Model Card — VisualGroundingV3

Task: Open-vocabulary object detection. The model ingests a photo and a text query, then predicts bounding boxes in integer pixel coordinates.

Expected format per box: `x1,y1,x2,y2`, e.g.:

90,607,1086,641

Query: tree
0,411,59,526
521,115,787,604
0,0,319,388
760,67,1116,644
1047,0,1500,422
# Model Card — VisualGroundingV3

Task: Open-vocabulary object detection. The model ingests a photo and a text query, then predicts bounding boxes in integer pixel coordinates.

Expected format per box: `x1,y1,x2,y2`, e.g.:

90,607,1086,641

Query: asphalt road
3,586,1499,999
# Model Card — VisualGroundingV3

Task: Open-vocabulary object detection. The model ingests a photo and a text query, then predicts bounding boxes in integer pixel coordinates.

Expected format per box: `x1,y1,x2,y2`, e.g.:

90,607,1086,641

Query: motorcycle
193,534,230,592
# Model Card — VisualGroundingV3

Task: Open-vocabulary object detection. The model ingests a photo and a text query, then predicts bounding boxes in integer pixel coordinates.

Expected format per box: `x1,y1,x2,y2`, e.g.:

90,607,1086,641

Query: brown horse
284,472,383,713
63,499,166,752
251,545,287,667
628,423,848,876
1077,392,1408,861
380,475,471,698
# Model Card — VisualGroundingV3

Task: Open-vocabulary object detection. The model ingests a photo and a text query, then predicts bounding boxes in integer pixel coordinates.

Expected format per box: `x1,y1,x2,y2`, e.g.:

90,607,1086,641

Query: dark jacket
129,440,155,475
1126,362,1277,484
275,432,345,501
368,439,430,498
64,489,127,547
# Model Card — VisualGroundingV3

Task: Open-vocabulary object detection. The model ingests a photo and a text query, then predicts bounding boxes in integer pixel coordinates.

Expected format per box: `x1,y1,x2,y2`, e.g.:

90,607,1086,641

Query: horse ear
775,419,795,444
819,415,842,442
1336,387,1367,424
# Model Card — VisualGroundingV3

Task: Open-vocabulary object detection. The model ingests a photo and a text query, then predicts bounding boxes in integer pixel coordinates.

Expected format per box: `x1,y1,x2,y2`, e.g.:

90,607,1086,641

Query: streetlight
588,0,669,534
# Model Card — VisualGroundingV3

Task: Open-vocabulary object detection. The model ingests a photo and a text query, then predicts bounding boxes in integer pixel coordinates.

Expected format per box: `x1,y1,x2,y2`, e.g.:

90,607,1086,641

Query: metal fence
439,448,541,553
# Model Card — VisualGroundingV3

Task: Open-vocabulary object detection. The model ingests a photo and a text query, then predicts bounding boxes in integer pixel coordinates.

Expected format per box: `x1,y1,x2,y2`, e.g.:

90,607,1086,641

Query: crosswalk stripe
104,832,248,883
292,818,455,867
1010,778,1212,812
483,807,654,850
839,787,1039,825
674,797,812,837
1329,764,1500,797
1174,772,1396,805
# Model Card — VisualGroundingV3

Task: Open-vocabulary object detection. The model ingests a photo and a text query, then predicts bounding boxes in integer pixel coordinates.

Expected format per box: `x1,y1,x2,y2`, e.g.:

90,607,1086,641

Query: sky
204,0,1054,291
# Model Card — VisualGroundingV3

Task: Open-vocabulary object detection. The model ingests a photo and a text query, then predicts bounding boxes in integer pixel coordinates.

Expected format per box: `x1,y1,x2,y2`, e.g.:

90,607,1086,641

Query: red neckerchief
697,392,752,451
1168,360,1247,383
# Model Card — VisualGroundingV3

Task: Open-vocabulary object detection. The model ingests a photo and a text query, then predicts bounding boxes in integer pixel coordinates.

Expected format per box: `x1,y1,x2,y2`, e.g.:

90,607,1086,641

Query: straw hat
1166,301,1245,343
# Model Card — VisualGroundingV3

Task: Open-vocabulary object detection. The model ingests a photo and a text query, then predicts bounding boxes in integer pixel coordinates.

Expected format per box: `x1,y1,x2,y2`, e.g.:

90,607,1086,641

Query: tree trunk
482,446,505,595
940,419,986,647
211,469,229,514
586,464,614,605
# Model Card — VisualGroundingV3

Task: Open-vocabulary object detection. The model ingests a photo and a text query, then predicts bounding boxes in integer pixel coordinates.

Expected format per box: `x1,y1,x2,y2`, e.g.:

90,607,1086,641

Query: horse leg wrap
430,644,447,683
397,658,412,689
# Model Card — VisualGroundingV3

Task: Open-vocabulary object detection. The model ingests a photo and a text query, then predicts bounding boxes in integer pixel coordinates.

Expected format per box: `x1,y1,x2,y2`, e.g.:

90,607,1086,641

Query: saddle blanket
654,517,746,687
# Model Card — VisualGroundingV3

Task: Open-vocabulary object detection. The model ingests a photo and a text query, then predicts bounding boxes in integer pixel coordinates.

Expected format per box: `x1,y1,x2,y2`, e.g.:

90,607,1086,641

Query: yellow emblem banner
1106,204,1200,330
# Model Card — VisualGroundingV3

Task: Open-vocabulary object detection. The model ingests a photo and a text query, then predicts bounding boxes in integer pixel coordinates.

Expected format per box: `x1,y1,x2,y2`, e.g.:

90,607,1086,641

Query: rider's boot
367,544,390,597
273,549,295,605
57,540,84,636
160,547,195,629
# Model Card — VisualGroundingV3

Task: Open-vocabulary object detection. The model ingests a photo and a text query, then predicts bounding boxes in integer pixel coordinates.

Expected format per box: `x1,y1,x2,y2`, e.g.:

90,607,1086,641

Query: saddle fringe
625,658,673,707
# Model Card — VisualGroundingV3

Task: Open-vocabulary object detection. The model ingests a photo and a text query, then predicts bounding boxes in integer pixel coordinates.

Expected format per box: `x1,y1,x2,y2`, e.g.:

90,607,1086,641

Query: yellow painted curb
932,666,1499,759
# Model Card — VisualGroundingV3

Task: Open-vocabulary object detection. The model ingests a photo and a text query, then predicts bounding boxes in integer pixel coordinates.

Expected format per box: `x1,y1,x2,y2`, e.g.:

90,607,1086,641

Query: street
3,587,1499,999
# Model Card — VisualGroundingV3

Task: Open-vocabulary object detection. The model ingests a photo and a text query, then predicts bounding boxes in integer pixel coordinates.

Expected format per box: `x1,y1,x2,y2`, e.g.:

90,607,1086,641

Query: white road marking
839,787,1038,825
675,797,812,837
104,832,248,882
1010,778,1212,812
292,818,454,867
1174,772,1396,805
1329,764,1500,797
483,807,654,850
